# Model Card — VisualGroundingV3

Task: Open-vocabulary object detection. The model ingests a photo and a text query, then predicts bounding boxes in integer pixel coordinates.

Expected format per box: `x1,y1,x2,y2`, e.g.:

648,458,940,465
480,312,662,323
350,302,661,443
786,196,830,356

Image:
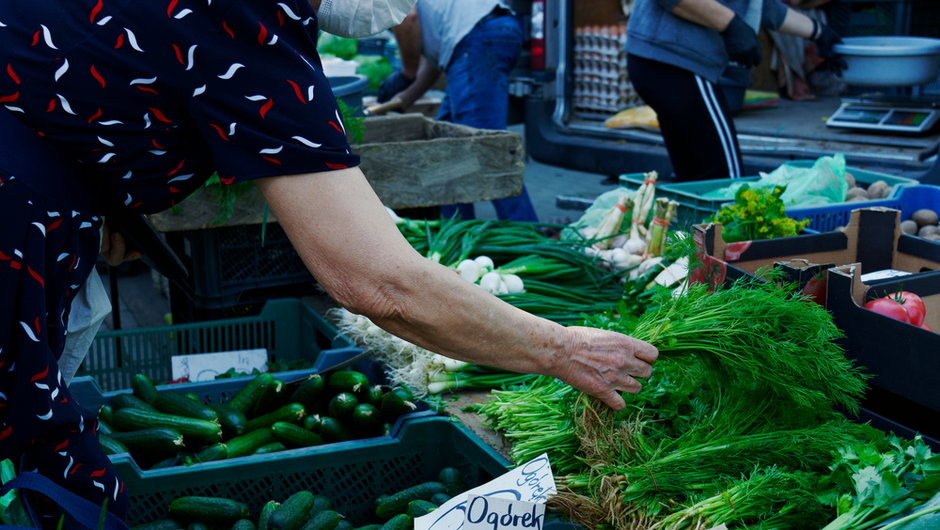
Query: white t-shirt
417,0,509,69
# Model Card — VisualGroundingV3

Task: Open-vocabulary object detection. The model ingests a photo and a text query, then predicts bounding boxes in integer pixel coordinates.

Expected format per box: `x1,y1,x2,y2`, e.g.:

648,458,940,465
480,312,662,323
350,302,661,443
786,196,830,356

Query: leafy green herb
708,184,810,242
818,433,940,530
337,99,365,145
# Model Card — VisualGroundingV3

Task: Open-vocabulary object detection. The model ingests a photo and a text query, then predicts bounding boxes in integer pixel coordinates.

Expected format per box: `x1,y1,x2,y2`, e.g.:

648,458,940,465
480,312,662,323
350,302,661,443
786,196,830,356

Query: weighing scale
826,96,940,134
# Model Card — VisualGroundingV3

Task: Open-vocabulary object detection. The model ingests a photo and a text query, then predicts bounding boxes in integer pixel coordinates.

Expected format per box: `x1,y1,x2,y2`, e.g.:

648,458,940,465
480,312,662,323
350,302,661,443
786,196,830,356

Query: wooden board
149,114,526,232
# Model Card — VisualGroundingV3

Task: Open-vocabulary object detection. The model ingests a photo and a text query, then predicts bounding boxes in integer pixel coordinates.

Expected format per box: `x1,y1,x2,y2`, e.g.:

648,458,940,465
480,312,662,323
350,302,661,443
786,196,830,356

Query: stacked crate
572,24,638,117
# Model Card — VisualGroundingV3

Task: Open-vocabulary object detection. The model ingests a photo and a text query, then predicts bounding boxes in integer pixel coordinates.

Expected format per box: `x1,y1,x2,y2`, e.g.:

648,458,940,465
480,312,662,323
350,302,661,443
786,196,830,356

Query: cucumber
99,404,114,423
186,523,209,530
150,454,183,469
302,414,322,433
153,391,219,422
299,510,342,530
232,520,257,530
245,402,306,432
318,416,352,443
168,496,250,525
350,404,381,437
327,370,370,394
130,520,183,530
357,385,384,407
192,443,228,463
269,490,315,530
326,393,359,420
109,427,185,454
131,373,159,404
407,499,438,518
429,493,451,506
356,526,381,530
375,482,446,520
97,419,114,436
225,428,276,458
438,467,463,496
271,422,324,448
184,393,201,402
209,402,248,439
308,495,332,515
252,378,287,418
253,441,287,455
378,514,412,530
111,408,222,445
379,389,417,422
98,434,129,455
111,392,159,413
334,522,354,530
258,500,280,530
289,374,326,411
229,373,275,415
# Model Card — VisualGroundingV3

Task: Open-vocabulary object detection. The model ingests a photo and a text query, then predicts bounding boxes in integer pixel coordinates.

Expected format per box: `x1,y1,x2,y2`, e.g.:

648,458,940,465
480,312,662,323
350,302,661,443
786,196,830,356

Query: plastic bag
704,154,849,207
561,187,636,241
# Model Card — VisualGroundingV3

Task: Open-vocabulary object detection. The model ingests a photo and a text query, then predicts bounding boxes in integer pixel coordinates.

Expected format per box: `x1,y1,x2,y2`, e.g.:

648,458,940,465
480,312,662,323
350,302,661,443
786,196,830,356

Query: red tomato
801,273,827,306
921,322,933,332
864,297,911,323
894,291,927,327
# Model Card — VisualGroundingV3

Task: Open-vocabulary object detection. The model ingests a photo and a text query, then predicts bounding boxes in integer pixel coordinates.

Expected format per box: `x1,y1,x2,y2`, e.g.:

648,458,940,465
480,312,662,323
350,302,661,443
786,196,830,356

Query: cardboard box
826,263,940,446
692,208,940,303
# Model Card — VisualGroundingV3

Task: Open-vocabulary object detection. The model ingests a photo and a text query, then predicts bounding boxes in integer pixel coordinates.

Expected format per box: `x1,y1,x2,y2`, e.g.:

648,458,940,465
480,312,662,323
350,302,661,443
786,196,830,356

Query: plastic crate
166,222,313,311
619,161,918,228
787,184,940,232
76,298,362,391
108,416,509,526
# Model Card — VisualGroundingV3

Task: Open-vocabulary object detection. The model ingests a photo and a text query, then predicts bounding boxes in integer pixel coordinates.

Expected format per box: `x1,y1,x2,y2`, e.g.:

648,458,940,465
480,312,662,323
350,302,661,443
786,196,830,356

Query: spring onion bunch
330,308,538,396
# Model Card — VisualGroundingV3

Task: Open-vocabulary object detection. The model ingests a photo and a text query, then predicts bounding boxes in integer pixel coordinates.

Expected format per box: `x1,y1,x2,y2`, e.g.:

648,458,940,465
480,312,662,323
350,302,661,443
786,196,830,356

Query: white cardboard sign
170,349,268,381
463,495,545,530
415,453,555,530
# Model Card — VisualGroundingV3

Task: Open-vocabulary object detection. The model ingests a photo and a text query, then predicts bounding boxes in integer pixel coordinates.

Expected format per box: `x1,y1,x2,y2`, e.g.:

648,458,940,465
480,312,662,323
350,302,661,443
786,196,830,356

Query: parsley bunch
709,184,810,242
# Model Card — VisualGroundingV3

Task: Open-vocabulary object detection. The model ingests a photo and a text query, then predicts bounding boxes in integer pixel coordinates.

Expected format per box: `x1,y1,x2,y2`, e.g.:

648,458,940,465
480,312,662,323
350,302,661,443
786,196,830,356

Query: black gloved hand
811,19,847,75
720,14,762,68
377,70,414,103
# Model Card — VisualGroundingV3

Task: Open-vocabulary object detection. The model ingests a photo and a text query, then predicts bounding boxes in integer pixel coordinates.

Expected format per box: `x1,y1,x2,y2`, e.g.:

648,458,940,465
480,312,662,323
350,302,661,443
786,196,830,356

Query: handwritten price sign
415,454,556,530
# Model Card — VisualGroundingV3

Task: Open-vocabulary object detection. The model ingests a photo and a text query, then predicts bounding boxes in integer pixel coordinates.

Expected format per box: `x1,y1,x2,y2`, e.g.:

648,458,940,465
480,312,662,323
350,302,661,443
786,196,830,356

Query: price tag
170,348,268,381
414,453,555,530
463,495,545,530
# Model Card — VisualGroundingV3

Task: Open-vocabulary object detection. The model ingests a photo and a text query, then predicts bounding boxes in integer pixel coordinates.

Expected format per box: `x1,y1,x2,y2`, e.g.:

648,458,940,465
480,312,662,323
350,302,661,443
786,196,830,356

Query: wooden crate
149,113,525,231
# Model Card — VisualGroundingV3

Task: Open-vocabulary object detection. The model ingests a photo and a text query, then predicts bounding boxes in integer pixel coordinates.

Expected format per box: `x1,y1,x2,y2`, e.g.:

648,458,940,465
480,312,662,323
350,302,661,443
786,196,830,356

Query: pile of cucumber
134,467,465,530
97,370,421,469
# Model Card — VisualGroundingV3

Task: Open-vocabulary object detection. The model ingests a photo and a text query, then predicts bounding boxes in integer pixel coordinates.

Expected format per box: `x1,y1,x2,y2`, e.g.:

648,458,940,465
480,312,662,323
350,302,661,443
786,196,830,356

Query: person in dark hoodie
627,0,844,181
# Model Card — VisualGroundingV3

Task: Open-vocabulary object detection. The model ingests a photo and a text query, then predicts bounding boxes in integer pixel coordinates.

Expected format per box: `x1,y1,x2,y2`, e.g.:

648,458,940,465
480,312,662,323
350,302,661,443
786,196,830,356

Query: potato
845,187,869,200
847,196,869,203
866,180,889,199
917,224,939,237
901,220,919,235
925,233,940,242
845,172,856,189
911,209,940,227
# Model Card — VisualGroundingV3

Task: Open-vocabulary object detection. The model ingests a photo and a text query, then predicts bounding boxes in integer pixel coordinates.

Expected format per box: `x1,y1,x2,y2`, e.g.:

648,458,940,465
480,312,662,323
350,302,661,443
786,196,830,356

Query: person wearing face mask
379,0,540,222
626,0,845,182
0,0,656,523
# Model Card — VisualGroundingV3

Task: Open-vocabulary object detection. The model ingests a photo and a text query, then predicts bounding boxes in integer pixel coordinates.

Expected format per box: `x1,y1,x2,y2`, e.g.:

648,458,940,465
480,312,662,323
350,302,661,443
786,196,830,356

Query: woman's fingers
557,326,659,409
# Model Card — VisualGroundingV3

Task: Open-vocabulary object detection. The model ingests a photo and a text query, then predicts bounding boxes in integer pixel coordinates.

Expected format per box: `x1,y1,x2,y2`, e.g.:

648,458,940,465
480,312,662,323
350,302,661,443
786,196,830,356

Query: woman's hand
553,326,658,410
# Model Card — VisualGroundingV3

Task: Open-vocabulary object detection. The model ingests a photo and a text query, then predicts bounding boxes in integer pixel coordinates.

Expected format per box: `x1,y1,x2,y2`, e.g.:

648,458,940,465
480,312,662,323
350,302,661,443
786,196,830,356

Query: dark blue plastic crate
787,185,940,232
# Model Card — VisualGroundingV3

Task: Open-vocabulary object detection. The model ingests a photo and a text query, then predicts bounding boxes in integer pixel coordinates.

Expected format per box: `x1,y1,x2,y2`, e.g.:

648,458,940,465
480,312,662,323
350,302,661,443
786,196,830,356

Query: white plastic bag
60,268,111,385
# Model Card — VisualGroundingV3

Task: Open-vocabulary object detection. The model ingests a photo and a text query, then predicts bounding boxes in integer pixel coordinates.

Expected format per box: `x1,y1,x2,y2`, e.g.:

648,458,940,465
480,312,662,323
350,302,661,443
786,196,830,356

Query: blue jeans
438,14,539,223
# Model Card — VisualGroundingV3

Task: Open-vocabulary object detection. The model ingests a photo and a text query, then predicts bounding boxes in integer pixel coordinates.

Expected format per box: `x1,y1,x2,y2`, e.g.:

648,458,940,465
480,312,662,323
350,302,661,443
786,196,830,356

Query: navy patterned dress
0,0,358,520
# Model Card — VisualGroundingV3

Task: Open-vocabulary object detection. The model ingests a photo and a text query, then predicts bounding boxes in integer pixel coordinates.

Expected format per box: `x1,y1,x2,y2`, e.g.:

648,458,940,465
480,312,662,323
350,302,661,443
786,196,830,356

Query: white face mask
317,0,417,38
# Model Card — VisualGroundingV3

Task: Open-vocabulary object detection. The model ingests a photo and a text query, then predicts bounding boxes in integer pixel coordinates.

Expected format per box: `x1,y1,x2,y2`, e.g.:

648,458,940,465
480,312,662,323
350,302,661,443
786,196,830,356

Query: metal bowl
834,36,940,87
